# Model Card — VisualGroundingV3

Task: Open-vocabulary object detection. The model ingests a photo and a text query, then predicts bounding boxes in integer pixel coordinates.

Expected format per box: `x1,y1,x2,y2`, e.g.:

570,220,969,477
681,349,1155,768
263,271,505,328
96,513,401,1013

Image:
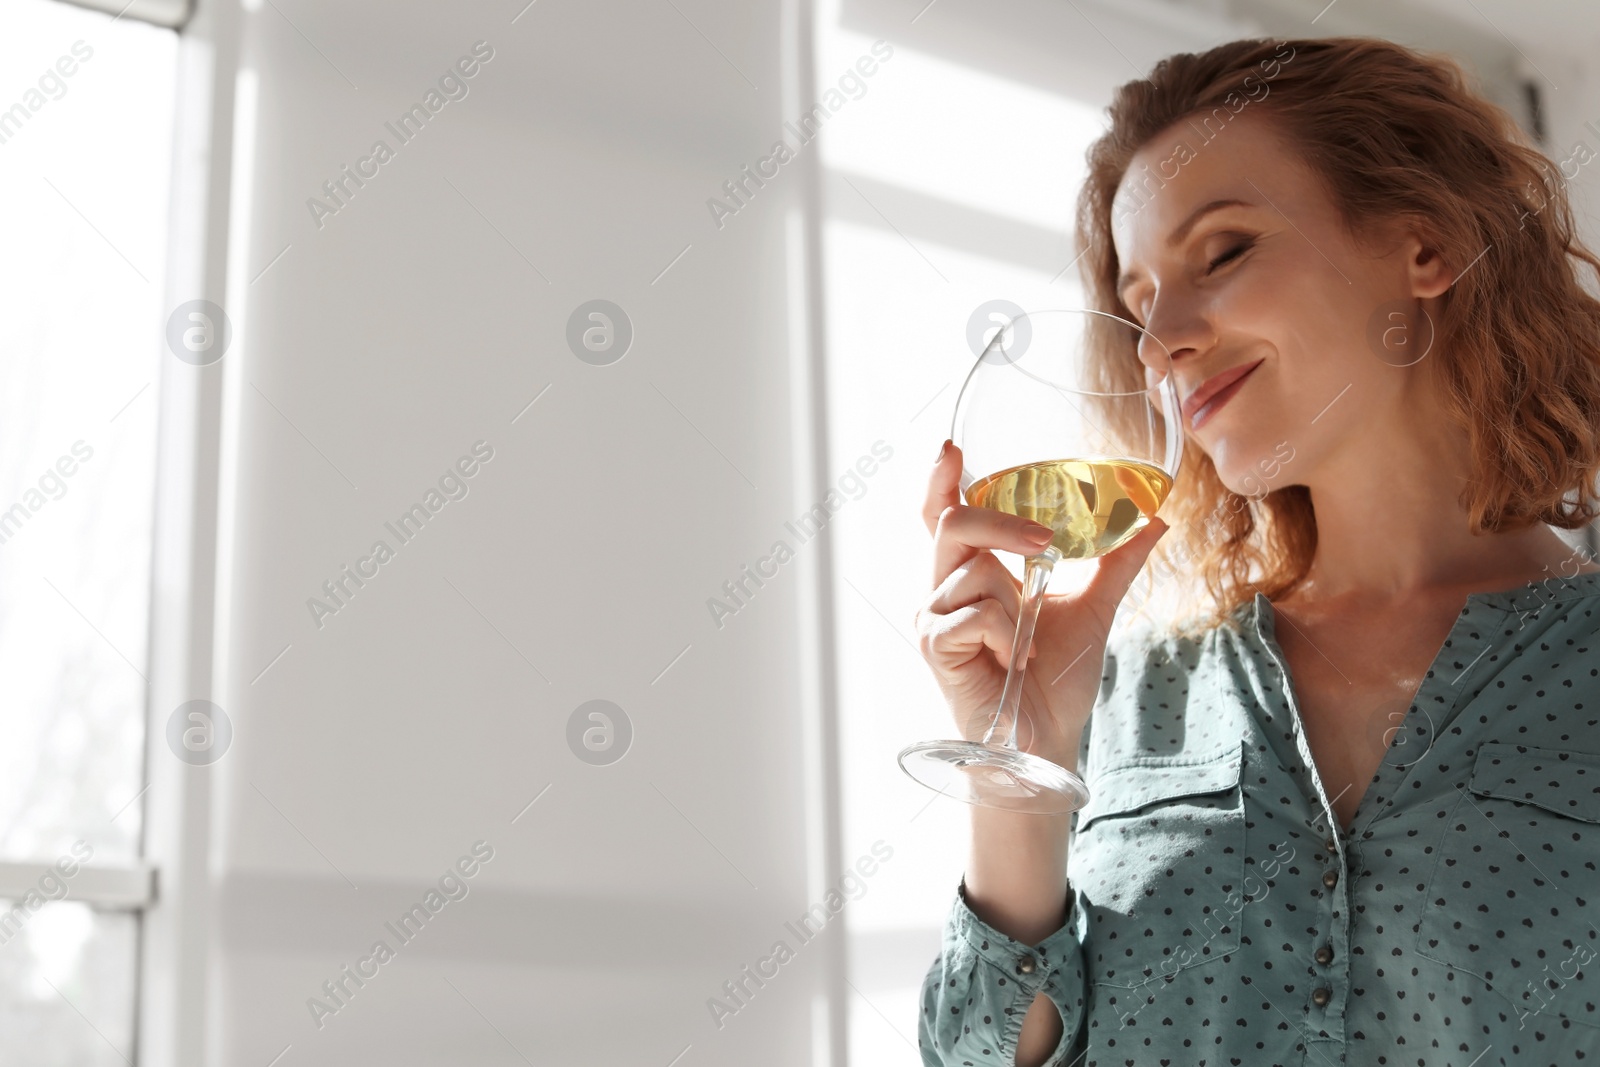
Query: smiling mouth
1189,361,1262,430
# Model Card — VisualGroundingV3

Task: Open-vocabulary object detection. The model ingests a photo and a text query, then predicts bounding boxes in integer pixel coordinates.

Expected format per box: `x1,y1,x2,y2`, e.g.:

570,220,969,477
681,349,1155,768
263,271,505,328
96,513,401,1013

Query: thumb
1082,516,1170,607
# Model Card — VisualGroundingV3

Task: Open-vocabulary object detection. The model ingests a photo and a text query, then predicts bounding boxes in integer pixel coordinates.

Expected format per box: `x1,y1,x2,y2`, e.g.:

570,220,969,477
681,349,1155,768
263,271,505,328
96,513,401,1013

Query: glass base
897,739,1091,814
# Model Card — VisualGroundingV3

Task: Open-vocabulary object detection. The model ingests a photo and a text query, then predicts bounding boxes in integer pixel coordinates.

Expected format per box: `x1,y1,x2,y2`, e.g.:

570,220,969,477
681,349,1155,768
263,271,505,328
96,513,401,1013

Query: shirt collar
1248,568,1600,635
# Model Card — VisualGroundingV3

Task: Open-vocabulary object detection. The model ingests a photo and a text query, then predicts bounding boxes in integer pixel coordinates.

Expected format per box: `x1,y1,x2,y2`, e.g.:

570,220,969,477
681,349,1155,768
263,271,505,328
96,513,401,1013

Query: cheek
1209,239,1339,330
1209,272,1356,414
1195,372,1295,489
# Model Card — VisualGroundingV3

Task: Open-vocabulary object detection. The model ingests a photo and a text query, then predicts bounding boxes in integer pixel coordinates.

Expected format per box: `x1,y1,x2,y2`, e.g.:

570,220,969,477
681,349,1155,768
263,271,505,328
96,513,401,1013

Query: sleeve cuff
924,879,1082,1065
950,877,1079,984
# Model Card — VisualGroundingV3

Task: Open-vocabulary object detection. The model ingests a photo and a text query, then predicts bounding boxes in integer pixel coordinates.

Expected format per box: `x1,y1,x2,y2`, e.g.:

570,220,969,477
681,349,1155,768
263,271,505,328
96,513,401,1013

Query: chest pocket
1068,742,1246,988
1416,742,1600,1030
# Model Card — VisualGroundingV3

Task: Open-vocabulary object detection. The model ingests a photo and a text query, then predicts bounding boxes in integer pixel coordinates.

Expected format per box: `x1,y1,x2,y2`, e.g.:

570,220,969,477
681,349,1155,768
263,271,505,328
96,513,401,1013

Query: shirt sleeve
916,878,1086,1066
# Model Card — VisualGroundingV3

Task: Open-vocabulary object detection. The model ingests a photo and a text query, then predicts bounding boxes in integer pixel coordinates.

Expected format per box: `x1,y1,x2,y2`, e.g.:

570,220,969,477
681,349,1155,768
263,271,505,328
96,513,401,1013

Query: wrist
1027,725,1084,775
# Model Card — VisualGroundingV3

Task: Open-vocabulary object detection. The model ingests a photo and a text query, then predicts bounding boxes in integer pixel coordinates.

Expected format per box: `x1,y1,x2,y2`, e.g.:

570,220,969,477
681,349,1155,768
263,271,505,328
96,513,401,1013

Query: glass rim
957,306,1175,399
948,305,1184,481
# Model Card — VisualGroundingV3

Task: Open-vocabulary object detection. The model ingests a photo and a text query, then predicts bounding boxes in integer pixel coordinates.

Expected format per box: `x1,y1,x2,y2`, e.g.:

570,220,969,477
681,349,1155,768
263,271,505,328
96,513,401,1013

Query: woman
915,36,1600,1067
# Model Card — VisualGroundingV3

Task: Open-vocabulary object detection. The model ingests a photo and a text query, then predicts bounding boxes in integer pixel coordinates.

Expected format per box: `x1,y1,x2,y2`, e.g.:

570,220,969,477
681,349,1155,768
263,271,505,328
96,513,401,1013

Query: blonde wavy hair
1077,36,1600,635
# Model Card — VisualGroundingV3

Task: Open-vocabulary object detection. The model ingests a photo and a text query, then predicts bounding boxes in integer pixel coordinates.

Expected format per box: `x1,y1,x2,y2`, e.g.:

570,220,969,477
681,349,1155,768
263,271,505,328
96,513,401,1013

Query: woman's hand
914,440,1169,768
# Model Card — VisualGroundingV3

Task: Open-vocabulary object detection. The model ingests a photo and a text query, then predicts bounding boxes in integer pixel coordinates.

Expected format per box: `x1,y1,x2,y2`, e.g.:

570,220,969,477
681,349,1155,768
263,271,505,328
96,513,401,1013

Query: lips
1183,359,1264,429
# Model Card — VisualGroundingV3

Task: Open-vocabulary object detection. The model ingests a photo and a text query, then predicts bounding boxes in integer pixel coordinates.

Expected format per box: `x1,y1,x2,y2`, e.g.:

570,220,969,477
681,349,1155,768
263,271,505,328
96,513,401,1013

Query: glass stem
982,546,1061,749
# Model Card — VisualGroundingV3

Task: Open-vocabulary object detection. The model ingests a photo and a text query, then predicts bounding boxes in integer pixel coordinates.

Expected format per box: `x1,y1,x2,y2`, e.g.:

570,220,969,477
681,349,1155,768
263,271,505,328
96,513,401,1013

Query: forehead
1110,111,1293,260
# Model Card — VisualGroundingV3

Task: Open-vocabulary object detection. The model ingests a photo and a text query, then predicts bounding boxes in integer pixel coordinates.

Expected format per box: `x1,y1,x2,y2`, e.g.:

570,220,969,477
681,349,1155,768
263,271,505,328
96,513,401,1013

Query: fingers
922,439,961,536
933,504,1055,588
926,443,1054,585
921,554,1039,666
1081,514,1170,607
928,550,1021,618
920,598,1031,671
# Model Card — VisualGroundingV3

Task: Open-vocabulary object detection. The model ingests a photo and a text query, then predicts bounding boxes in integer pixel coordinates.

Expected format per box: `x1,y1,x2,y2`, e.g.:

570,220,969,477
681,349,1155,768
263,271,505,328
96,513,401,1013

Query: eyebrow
1115,198,1254,305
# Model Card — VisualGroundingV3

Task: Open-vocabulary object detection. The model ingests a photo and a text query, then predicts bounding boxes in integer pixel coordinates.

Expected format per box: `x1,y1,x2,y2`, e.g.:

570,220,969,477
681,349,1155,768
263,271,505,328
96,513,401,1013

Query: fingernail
935,438,950,464
1024,523,1054,544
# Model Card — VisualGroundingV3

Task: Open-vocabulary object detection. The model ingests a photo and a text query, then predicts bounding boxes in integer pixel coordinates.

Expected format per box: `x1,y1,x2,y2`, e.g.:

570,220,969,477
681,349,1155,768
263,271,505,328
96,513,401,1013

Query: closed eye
1123,237,1254,323
1207,239,1253,274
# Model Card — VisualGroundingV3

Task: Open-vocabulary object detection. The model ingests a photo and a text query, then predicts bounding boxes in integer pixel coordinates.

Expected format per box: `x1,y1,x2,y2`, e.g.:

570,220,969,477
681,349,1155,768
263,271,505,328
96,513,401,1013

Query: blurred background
1,0,1597,1063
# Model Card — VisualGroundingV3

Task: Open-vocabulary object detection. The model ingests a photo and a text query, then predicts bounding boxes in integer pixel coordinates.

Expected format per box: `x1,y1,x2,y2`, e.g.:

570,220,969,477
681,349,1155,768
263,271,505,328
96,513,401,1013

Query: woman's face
1110,110,1447,496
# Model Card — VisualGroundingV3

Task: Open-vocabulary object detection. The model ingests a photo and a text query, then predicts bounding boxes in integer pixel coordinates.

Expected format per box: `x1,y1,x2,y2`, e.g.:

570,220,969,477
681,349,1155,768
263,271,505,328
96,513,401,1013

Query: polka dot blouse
918,571,1600,1066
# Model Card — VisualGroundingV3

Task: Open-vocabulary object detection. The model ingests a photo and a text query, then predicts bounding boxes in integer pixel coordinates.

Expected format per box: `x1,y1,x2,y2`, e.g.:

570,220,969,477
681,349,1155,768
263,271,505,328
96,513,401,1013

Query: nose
1136,330,1181,377
1134,296,1214,423
1137,290,1211,388
1135,328,1193,403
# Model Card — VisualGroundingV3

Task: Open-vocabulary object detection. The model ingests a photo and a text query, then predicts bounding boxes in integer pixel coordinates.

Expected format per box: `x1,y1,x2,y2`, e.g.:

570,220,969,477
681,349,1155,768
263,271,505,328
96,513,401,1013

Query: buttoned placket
1337,594,1504,848
1250,591,1508,1055
1252,594,1353,1051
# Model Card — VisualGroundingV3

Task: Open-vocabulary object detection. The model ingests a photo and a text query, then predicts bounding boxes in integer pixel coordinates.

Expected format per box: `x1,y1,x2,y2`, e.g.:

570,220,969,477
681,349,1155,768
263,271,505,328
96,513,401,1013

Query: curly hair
1077,35,1600,635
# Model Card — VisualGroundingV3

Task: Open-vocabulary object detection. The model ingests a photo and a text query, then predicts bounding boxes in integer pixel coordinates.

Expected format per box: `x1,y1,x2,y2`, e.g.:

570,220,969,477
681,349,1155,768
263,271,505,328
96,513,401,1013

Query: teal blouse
918,571,1600,1066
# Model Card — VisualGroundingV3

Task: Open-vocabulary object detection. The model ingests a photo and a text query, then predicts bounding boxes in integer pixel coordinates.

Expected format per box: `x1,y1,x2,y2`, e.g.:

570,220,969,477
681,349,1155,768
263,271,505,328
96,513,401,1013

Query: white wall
167,1,845,1064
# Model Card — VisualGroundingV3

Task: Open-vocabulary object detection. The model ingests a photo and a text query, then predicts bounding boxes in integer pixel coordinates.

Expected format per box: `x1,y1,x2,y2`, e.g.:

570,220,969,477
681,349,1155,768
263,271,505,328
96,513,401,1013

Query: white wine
966,457,1172,560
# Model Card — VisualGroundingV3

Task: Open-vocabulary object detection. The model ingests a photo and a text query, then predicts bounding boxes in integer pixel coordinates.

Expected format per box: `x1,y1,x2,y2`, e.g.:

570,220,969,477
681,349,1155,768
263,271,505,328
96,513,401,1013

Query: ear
1404,232,1454,299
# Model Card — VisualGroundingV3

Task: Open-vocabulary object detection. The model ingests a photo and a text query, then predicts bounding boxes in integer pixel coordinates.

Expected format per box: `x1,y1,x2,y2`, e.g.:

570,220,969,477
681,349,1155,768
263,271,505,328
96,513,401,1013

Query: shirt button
1323,837,1337,854
1018,956,1036,974
1315,944,1334,966
1312,986,1332,1006
1322,869,1339,889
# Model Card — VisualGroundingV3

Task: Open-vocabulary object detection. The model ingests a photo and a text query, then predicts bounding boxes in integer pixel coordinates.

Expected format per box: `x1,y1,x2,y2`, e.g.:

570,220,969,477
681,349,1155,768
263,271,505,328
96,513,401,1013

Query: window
0,1,176,1062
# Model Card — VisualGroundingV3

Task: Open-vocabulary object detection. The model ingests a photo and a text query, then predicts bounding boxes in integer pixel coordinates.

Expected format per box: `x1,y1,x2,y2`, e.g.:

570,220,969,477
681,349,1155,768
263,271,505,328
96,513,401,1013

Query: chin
1203,432,1296,498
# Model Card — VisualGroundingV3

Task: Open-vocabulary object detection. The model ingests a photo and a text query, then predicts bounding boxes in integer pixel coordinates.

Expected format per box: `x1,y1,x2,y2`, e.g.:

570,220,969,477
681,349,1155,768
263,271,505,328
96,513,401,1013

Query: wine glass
897,307,1183,814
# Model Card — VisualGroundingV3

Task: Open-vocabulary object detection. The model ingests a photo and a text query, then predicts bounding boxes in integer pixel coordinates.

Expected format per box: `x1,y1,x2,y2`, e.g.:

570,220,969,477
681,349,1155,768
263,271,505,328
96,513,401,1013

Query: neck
1285,412,1595,608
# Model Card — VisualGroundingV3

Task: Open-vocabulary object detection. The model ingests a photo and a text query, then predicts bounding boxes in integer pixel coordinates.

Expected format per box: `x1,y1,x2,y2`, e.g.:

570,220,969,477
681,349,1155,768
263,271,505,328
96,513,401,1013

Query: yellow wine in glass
896,307,1183,814
965,457,1172,560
